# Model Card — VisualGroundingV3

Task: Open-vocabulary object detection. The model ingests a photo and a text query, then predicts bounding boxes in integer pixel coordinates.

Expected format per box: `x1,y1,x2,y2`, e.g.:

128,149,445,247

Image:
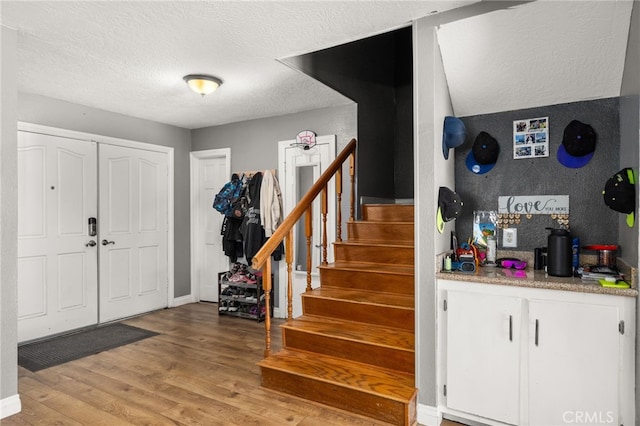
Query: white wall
0,25,21,418
414,18,455,416
619,3,640,423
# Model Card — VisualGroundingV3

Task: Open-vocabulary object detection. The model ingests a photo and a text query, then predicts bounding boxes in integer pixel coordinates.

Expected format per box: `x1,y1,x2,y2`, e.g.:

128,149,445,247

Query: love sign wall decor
497,195,570,228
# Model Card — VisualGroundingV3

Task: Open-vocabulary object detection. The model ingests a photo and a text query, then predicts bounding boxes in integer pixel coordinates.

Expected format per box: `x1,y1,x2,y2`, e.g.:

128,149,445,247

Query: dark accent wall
455,98,621,254
283,27,413,202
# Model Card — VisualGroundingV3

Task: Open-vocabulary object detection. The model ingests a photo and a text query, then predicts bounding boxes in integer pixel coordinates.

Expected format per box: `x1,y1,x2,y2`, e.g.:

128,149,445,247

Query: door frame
17,122,176,308
277,135,336,318
189,148,231,302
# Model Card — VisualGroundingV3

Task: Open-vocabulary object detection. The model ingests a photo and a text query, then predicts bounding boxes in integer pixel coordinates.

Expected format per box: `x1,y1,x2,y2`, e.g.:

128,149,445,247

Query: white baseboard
0,394,21,419
417,403,440,426
171,294,195,307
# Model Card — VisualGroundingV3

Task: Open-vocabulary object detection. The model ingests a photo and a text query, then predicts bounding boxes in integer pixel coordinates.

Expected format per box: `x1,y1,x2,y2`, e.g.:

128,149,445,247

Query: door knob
101,239,115,246
85,240,97,247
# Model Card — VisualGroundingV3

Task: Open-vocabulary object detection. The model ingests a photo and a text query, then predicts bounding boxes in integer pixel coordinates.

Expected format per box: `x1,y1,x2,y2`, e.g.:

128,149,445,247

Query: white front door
278,135,336,318
98,143,169,323
17,131,98,342
190,149,230,302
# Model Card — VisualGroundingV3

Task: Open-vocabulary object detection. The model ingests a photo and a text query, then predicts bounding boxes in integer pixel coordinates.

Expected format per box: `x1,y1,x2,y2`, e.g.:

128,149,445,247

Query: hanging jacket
241,172,265,264
260,169,283,237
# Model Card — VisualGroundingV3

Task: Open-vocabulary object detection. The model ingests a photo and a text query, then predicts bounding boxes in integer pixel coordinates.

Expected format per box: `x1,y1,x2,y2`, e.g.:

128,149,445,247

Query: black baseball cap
437,186,463,233
603,168,636,227
466,132,499,175
557,120,597,168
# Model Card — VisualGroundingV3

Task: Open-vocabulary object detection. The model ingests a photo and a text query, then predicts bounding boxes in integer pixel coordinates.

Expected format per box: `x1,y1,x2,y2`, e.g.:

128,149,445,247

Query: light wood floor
5,303,464,426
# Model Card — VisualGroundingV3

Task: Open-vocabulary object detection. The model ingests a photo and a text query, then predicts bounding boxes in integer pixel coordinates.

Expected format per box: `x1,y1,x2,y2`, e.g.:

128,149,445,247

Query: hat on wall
557,120,597,168
437,186,463,234
466,132,499,175
442,116,466,160
603,167,636,228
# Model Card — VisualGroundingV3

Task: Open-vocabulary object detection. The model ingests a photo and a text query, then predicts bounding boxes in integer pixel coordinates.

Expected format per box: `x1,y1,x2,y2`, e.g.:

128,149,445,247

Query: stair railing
251,138,357,357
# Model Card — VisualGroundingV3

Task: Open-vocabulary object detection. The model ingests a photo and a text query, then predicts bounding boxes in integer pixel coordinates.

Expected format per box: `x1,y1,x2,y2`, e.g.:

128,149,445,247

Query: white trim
17,122,175,314
172,294,196,307
189,148,231,302
0,394,21,419
417,404,440,426
276,135,336,319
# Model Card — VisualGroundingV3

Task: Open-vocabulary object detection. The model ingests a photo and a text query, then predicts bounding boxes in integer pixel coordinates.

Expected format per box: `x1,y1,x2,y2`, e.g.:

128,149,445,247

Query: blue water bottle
572,237,580,271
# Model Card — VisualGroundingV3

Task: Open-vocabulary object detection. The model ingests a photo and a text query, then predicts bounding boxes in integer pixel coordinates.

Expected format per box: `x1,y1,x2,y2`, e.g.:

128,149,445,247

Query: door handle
85,240,97,247
535,319,539,346
509,315,513,342
101,239,115,246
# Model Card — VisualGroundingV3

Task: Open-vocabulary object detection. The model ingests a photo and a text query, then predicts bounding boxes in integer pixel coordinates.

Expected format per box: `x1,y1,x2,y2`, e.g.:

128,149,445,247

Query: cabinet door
446,290,521,424
528,300,619,426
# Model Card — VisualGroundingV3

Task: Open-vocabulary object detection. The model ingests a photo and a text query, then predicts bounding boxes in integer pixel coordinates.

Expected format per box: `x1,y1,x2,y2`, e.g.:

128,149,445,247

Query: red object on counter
582,244,618,251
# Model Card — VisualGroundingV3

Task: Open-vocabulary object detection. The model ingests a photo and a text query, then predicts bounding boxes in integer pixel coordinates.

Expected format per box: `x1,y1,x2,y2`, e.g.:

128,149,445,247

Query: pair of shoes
230,262,248,274
218,301,228,312
244,272,258,284
228,301,239,312
228,272,247,283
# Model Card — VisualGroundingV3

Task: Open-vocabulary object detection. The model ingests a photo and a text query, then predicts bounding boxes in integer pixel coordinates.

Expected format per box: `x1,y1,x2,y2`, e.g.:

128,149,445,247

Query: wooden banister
252,138,357,357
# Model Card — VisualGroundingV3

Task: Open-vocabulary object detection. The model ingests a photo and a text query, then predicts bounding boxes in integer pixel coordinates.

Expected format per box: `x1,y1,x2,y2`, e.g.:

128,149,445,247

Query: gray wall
17,93,193,298
192,104,356,171
192,104,358,306
455,98,621,253
1,25,19,407
619,2,640,424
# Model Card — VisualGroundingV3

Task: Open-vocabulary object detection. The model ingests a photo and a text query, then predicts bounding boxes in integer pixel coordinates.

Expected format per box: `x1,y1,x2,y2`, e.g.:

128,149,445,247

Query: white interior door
99,143,169,323
17,131,98,342
190,149,230,302
277,135,336,318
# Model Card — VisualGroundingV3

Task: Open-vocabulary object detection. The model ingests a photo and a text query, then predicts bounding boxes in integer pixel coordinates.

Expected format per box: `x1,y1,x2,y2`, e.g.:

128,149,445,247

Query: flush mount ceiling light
183,74,223,97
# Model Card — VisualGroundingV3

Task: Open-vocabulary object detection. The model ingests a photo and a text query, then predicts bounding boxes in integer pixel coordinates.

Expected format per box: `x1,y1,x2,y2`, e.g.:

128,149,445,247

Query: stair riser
348,222,413,243
319,267,414,296
334,244,414,266
302,297,414,331
283,328,414,374
362,205,414,222
260,367,414,425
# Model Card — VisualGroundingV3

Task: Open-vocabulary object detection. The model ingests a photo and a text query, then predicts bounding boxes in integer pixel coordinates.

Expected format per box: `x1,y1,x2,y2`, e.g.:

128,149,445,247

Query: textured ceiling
0,1,471,129
0,1,634,130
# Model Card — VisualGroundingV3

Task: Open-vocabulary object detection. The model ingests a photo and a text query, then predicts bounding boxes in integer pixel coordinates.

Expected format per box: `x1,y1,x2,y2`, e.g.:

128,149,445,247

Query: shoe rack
217,267,273,322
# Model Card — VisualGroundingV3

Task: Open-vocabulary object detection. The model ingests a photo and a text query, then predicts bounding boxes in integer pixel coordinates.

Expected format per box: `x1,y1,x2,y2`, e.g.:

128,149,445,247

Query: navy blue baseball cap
442,116,466,160
557,120,596,168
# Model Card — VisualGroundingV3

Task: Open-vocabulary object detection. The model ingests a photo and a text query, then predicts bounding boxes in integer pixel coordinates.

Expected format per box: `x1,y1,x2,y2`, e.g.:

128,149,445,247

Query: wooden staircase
258,204,416,425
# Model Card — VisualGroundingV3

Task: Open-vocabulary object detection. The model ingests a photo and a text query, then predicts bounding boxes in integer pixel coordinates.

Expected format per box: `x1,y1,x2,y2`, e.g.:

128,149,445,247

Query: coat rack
233,169,277,179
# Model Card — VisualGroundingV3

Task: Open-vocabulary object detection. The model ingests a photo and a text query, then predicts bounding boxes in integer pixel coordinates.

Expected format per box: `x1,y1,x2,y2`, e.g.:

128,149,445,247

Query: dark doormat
18,323,159,372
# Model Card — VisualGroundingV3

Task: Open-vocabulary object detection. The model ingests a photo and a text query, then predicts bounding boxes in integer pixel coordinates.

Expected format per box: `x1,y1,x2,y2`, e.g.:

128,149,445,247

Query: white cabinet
447,290,521,425
528,300,620,426
437,280,635,426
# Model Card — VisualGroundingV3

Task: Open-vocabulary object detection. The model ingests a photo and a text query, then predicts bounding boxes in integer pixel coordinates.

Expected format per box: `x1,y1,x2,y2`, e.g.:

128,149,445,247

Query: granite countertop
436,251,639,298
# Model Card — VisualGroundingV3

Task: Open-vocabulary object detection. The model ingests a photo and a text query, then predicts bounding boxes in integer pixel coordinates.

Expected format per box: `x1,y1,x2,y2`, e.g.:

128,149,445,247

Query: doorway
17,123,174,343
277,135,336,318
190,149,231,302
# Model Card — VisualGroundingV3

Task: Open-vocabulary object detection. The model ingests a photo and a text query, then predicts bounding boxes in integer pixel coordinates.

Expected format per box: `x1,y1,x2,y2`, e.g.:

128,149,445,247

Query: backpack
213,176,244,216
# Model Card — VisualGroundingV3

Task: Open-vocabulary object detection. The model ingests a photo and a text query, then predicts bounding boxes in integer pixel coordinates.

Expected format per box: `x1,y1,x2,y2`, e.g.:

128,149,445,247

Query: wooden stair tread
258,349,416,402
335,240,414,249
318,261,414,276
282,315,414,351
304,287,414,309
362,204,414,223
348,220,414,225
